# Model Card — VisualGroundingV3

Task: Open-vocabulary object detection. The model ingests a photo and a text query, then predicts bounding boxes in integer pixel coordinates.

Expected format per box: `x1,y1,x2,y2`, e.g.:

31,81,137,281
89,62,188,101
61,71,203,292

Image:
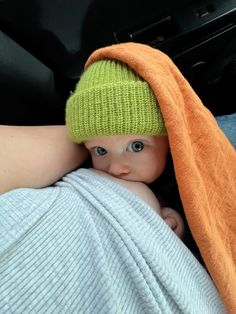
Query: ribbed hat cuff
66,81,167,143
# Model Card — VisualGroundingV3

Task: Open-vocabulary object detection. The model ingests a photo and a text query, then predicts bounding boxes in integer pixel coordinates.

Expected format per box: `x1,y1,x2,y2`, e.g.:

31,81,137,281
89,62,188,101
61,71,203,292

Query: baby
66,59,185,239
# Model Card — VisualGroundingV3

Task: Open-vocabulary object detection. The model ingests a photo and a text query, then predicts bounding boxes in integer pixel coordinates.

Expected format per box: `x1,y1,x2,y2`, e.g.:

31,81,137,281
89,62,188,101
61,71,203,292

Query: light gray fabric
0,168,226,313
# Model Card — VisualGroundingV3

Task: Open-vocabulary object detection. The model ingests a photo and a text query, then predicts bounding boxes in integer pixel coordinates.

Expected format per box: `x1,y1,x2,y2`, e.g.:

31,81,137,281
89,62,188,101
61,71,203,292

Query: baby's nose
108,159,130,177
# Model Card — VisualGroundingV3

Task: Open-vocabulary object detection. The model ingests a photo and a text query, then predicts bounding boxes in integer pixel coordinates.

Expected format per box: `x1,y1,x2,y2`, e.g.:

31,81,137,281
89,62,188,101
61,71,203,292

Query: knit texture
66,60,166,143
0,169,225,313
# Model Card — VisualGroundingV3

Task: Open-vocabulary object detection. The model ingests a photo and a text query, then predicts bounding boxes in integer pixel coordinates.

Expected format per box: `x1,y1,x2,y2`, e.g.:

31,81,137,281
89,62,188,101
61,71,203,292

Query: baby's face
84,135,169,183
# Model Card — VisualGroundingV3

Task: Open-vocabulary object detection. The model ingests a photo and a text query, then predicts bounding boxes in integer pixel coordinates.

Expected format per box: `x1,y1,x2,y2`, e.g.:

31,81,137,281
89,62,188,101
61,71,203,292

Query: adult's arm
0,125,88,194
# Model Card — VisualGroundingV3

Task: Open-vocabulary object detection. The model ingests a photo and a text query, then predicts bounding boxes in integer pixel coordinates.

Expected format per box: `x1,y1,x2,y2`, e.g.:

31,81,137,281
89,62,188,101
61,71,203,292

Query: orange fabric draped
86,42,236,312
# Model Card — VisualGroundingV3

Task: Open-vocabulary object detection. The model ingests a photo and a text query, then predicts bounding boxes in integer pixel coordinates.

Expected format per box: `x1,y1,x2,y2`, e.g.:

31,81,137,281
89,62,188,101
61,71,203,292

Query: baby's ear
161,207,185,239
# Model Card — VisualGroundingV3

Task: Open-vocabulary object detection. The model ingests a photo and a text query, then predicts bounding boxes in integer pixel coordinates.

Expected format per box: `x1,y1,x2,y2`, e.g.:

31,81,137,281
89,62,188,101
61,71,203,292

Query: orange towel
86,42,236,312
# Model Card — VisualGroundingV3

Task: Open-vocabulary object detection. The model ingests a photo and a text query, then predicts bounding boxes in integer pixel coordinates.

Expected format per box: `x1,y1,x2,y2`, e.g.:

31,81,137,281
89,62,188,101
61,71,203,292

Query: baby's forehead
84,135,155,147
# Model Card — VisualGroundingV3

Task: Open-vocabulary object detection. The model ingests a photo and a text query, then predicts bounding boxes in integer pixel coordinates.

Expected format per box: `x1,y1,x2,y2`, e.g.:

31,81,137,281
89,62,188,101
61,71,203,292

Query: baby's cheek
93,159,112,176
91,158,103,170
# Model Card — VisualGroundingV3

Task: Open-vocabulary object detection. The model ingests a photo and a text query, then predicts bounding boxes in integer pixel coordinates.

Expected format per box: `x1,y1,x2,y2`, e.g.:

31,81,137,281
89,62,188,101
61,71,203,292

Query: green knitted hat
66,59,166,143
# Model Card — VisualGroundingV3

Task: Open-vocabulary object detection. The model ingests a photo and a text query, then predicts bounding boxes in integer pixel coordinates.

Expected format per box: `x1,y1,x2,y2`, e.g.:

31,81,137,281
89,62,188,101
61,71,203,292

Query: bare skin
0,125,88,194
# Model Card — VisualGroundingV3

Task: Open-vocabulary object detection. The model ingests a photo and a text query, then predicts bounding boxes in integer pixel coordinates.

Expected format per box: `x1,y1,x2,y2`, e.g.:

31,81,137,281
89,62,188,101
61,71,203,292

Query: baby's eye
94,146,107,156
127,141,144,152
